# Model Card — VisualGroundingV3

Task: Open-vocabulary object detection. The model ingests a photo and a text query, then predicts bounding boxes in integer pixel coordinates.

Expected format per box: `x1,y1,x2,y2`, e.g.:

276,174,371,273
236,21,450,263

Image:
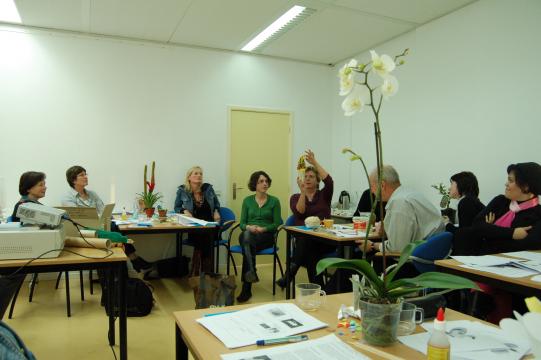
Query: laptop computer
57,203,115,236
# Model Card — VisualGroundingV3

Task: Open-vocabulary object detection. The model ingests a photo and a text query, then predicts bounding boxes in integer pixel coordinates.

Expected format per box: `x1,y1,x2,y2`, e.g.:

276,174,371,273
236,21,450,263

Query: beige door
228,108,291,264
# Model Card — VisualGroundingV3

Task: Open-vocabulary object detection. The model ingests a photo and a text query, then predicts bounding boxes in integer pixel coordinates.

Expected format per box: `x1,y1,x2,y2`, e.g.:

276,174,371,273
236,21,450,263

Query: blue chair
226,219,285,295
410,231,454,274
182,207,237,271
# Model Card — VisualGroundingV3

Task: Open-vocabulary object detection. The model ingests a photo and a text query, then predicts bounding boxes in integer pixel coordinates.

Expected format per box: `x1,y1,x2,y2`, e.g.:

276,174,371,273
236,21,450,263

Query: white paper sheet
220,334,368,360
399,320,530,360
452,255,512,267
503,251,541,262
176,214,218,227
459,264,537,278
197,303,327,349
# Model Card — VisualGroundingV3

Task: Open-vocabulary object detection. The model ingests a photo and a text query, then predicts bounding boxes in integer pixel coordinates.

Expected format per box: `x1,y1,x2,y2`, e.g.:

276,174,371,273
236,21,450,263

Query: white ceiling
5,0,477,65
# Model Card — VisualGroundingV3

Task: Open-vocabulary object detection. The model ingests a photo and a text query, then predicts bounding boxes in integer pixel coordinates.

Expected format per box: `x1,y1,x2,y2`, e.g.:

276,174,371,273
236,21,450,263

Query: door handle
233,182,244,200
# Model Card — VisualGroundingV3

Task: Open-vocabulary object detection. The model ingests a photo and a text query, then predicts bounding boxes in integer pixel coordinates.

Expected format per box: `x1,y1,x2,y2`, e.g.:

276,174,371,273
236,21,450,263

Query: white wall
330,0,541,209
0,26,332,217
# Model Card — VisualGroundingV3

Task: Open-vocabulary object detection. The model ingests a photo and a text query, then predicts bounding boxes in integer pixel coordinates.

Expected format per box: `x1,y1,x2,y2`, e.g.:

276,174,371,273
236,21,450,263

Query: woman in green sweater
237,171,282,302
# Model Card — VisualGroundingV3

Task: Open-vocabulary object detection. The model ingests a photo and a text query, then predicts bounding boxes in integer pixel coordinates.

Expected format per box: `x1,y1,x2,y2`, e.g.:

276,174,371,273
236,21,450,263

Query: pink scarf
494,197,539,228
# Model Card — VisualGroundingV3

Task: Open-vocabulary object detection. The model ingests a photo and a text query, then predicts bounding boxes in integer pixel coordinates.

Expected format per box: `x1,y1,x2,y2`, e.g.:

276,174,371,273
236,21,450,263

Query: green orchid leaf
384,240,424,287
316,258,383,294
386,286,424,299
401,272,479,290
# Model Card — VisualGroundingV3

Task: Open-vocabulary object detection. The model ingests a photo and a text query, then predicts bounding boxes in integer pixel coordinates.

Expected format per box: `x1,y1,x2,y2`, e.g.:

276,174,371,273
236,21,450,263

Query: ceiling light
0,0,21,23
241,5,315,52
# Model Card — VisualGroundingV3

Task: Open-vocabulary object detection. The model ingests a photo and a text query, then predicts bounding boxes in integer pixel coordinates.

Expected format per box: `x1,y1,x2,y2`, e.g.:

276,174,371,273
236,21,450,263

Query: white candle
110,177,116,204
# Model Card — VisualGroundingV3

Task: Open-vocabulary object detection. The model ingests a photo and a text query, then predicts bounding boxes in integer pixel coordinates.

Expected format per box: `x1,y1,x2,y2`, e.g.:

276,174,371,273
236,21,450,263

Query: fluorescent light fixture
242,5,314,52
0,0,21,23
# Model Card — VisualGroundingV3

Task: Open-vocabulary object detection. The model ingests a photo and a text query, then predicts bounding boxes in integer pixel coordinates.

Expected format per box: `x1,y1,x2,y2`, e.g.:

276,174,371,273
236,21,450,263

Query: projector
16,203,66,227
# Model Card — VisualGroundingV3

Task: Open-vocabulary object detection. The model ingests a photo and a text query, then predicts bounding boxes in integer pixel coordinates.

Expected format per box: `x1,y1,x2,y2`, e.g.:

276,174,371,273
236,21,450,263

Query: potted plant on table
138,161,163,218
317,49,477,346
432,182,456,224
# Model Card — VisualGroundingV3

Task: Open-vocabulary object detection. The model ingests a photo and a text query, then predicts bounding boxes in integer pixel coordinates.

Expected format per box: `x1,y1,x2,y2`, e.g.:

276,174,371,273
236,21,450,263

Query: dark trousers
239,231,274,282
190,233,214,274
292,235,336,287
111,222,136,256
0,275,25,320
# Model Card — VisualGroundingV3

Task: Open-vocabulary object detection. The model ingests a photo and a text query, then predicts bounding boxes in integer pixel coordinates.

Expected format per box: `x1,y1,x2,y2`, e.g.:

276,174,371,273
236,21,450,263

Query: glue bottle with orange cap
427,307,450,360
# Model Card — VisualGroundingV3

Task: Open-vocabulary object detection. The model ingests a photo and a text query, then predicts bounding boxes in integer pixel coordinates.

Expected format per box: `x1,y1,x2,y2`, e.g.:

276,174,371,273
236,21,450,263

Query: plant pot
441,208,456,224
359,298,403,346
158,209,167,217
144,208,155,218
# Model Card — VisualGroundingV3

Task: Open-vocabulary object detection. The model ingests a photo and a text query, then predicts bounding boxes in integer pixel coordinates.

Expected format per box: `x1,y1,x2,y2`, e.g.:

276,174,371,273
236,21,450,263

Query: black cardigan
353,189,386,222
453,195,541,255
445,195,485,233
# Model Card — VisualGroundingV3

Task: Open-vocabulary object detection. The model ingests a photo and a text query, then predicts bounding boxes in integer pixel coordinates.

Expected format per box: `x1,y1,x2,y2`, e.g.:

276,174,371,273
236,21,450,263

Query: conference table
173,292,494,360
0,247,128,360
117,222,220,271
435,253,541,298
283,226,380,299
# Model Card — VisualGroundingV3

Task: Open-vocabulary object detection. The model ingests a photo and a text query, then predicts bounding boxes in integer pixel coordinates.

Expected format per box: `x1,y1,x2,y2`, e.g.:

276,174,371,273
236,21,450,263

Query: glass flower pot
359,298,403,346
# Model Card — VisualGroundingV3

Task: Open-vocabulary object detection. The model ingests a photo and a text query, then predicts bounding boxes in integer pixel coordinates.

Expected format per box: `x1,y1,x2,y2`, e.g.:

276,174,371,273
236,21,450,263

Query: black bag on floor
156,256,190,278
101,272,154,317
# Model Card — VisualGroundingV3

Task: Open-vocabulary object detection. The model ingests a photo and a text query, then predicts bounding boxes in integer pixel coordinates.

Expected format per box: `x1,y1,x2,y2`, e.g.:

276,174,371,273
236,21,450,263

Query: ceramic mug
322,218,334,229
295,283,326,311
397,302,424,336
352,216,368,231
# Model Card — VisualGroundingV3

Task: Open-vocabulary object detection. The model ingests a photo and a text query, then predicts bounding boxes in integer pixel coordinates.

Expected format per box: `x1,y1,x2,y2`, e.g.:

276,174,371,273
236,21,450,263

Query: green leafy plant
317,241,478,303
432,182,451,209
138,161,163,209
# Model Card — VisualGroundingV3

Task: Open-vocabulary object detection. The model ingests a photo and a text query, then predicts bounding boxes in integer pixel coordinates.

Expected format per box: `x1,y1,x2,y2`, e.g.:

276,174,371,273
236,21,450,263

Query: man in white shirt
357,165,444,253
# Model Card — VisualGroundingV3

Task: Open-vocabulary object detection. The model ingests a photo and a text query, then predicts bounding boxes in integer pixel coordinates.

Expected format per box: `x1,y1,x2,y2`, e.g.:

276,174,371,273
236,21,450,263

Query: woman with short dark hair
61,166,104,214
453,162,541,255
446,171,485,233
4,171,47,317
11,171,47,222
236,171,282,302
61,165,152,273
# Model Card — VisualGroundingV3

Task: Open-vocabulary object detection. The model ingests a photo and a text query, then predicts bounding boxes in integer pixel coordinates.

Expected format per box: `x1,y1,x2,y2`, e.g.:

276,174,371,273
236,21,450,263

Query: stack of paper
176,214,218,227
220,334,368,360
399,320,530,360
197,303,327,348
452,255,541,278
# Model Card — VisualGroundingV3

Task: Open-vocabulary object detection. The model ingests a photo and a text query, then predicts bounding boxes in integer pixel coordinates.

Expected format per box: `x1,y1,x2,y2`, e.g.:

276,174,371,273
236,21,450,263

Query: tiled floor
4,264,309,360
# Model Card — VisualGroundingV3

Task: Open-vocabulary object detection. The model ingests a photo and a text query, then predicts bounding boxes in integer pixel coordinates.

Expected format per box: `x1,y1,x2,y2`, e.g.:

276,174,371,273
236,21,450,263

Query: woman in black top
2,172,46,319
446,171,485,233
353,188,386,221
453,162,541,255
175,166,221,274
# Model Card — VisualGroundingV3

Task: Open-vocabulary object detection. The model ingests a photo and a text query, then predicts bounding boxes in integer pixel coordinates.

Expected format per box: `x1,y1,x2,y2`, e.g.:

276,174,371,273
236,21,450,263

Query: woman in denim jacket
175,166,221,273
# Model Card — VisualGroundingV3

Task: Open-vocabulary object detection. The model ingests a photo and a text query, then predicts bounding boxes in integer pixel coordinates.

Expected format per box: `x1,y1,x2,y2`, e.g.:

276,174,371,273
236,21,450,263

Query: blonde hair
184,166,203,193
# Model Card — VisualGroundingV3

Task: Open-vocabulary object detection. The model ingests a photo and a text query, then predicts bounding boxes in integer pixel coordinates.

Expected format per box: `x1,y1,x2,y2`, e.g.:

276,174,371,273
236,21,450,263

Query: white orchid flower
370,50,396,78
341,84,367,116
381,75,399,99
338,59,358,96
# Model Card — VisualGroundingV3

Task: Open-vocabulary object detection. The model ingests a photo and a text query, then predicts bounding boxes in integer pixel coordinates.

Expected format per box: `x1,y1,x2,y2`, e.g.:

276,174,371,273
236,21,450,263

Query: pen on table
256,335,309,346
203,310,238,317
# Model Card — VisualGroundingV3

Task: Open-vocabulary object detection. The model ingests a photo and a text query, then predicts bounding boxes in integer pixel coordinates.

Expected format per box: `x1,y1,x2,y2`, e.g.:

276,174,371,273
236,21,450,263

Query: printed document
220,334,369,360
197,303,327,348
399,320,529,360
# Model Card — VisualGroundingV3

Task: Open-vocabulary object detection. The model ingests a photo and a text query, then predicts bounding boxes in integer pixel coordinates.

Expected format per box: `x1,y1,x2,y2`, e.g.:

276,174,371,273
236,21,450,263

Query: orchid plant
317,49,477,305
431,183,451,209
139,161,163,209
